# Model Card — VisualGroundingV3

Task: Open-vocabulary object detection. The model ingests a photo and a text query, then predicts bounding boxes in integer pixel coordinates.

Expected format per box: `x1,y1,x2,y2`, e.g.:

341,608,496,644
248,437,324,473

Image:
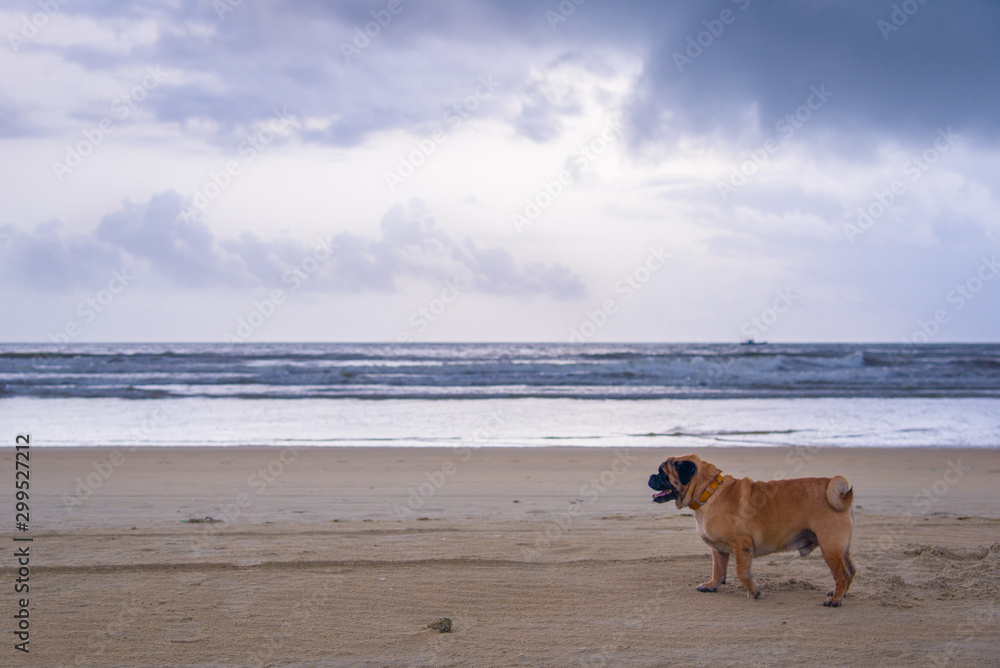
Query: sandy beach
3,445,999,667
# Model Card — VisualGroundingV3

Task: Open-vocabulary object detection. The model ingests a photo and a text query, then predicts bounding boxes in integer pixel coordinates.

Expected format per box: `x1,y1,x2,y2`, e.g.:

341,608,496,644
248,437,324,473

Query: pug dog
649,454,855,606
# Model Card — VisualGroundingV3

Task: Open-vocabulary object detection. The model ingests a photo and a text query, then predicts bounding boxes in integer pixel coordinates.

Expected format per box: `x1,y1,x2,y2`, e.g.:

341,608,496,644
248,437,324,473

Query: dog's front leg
734,540,761,599
696,549,729,592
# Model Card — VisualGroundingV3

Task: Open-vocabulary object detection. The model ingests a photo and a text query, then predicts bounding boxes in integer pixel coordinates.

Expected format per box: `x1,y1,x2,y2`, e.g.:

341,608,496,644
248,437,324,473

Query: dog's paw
822,597,843,607
747,587,761,600
696,583,719,593
826,590,849,598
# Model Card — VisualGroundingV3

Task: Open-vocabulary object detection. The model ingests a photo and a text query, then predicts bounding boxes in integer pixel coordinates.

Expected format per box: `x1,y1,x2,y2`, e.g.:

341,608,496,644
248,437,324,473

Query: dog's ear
675,459,697,486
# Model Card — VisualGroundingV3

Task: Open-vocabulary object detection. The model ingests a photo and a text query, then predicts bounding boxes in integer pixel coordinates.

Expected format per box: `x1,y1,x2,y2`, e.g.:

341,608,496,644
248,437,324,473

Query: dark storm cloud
626,0,1000,148
29,0,994,150
0,192,585,299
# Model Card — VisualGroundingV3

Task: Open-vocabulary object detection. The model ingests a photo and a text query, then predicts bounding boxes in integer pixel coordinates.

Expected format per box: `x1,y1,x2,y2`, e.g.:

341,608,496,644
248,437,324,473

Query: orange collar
689,474,724,511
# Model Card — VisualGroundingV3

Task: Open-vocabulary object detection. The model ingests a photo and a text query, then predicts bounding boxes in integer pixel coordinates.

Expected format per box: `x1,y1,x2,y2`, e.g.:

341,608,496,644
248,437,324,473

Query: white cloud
0,192,585,300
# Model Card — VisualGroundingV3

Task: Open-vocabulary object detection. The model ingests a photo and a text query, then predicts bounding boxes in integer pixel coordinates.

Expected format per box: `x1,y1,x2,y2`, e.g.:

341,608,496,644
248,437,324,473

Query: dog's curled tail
825,476,853,512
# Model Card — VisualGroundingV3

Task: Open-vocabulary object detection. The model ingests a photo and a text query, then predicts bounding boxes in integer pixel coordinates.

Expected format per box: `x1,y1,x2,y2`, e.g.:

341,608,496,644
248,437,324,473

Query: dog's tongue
652,491,670,501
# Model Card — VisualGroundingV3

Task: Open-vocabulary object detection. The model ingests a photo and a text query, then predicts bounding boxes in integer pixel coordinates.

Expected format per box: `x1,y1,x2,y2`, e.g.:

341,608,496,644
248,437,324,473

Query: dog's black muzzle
648,471,677,503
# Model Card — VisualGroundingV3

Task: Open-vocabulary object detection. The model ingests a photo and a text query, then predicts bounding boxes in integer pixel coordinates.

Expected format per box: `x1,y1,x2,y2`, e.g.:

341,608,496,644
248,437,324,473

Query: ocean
2,342,998,448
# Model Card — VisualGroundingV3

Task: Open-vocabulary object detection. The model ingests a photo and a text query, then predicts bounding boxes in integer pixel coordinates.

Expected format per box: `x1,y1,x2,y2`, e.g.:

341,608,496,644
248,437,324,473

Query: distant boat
740,338,768,346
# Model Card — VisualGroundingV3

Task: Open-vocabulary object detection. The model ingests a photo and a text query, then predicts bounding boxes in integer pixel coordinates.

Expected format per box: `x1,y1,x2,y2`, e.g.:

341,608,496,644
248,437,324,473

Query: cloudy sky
1,0,998,343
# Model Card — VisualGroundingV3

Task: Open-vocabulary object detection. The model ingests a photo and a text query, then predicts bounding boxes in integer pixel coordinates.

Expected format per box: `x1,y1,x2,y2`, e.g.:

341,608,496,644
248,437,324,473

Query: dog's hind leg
820,543,851,607
826,547,855,599
842,547,856,595
697,549,729,592
733,540,760,599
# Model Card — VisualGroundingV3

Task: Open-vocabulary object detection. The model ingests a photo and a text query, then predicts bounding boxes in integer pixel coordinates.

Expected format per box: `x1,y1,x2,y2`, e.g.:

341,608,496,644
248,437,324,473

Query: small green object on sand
183,516,223,524
428,618,452,633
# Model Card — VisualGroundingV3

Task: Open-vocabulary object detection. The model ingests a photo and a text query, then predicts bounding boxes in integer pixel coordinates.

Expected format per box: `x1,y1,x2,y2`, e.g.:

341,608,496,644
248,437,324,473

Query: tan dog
648,454,855,606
